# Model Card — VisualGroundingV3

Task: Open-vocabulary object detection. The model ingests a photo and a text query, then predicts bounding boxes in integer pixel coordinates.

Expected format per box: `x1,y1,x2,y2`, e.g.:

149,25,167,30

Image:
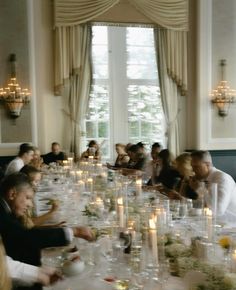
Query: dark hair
152,142,162,149
51,142,60,147
128,144,140,154
136,142,145,148
20,165,41,176
18,143,34,157
88,140,98,147
0,173,32,198
158,149,173,168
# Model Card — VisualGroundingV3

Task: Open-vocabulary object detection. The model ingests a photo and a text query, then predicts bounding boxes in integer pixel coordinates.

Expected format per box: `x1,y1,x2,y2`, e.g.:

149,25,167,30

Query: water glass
41,247,64,269
130,232,142,274
179,203,188,219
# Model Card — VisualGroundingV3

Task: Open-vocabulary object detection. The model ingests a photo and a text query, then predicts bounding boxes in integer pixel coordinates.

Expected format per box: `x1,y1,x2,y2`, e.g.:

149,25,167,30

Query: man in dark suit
0,173,93,290
43,142,66,165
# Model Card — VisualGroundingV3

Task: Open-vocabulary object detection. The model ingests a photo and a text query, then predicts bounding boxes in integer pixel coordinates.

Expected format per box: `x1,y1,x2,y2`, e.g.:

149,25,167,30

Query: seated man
186,150,236,224
0,173,93,290
5,143,34,176
121,144,147,176
43,142,66,165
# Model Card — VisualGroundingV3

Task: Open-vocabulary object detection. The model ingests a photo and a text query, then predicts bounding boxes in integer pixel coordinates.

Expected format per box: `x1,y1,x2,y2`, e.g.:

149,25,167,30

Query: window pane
98,122,108,138
92,26,108,44
127,27,154,46
127,64,157,79
86,122,97,138
128,121,139,137
92,45,108,64
128,85,164,146
127,47,156,65
93,65,108,79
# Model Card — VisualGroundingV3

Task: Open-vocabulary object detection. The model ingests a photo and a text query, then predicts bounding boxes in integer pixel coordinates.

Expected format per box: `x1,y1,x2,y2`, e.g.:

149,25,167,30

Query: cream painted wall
29,0,69,155
211,0,236,139
0,0,32,155
197,0,236,150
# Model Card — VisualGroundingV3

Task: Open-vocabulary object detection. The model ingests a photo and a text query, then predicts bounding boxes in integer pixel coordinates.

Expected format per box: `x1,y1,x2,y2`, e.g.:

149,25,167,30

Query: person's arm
0,207,94,250
6,256,62,286
32,200,59,226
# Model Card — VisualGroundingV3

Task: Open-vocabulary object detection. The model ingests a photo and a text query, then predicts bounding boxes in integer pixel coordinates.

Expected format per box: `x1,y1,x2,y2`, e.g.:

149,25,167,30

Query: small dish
62,259,85,276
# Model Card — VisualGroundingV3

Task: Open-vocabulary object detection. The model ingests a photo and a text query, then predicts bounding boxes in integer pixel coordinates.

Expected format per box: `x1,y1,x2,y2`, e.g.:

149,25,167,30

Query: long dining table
35,166,236,290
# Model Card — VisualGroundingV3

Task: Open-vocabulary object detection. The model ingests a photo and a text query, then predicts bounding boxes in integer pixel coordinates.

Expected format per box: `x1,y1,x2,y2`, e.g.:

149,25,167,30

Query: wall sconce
0,54,30,118
210,59,235,117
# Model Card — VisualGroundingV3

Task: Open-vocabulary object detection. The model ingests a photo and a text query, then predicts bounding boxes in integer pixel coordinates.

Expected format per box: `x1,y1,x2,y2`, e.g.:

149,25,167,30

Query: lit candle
88,156,94,162
149,218,158,265
70,170,76,179
77,180,85,192
206,208,213,241
117,197,124,228
76,170,83,180
95,197,104,210
87,178,93,193
63,160,69,166
232,250,236,272
135,178,142,198
68,157,73,168
156,208,167,232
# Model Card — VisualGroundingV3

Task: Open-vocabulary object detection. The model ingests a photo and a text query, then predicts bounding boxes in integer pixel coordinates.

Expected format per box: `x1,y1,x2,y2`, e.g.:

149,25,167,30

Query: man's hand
38,267,63,286
72,226,95,241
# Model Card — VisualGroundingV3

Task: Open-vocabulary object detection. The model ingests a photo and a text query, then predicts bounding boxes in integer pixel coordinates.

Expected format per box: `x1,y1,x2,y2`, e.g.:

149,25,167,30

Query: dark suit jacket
0,198,69,267
43,152,65,165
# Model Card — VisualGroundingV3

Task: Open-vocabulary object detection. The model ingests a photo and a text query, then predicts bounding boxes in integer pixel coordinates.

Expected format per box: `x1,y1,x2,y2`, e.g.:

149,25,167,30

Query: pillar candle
117,197,124,228
149,218,158,265
135,178,142,197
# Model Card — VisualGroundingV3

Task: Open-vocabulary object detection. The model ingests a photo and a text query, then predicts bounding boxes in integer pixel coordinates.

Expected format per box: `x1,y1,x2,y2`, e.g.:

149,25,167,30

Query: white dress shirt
5,157,24,175
205,167,236,224
6,256,39,285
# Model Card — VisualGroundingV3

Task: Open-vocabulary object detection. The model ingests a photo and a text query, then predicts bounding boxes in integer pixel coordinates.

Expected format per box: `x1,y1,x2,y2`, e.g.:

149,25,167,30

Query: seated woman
107,143,130,169
20,165,62,228
147,149,180,190
168,152,195,200
29,147,44,170
80,140,101,161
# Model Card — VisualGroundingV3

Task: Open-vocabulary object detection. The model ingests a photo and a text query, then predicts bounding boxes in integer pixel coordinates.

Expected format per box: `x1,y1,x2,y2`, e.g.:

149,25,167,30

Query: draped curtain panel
55,25,92,158
155,29,180,157
54,0,189,156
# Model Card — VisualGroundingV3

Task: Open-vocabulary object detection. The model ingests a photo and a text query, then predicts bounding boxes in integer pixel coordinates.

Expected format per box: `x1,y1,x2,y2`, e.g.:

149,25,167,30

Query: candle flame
149,218,156,230
117,197,123,205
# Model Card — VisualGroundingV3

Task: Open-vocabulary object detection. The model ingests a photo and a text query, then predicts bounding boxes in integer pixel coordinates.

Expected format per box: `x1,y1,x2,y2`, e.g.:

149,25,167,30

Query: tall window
82,25,165,160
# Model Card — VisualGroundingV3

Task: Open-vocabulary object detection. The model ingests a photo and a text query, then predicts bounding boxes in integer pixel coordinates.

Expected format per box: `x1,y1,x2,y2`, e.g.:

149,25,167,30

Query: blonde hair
175,152,193,178
0,238,11,290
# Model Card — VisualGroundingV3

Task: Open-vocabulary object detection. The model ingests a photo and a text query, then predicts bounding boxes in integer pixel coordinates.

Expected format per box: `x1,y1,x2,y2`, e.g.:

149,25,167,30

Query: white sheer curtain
54,0,188,156
55,25,92,158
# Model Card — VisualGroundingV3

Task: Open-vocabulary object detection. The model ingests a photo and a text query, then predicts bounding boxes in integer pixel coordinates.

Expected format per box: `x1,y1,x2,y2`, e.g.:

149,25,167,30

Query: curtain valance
54,0,189,31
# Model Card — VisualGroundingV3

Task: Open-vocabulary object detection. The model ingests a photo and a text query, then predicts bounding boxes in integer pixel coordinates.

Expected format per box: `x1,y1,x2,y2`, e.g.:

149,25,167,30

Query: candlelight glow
149,218,156,230
117,197,123,205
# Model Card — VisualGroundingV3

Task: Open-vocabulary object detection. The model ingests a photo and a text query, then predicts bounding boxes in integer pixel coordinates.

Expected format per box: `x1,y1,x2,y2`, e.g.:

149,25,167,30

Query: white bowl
62,260,85,276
